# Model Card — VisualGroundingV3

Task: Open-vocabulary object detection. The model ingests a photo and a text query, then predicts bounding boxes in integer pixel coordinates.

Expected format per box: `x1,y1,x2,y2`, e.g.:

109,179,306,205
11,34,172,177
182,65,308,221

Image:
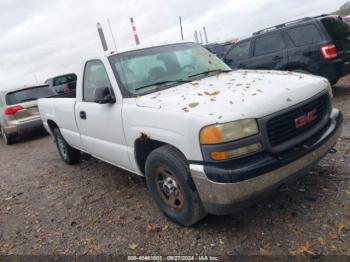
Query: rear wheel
145,145,206,226
1,127,14,145
53,128,80,164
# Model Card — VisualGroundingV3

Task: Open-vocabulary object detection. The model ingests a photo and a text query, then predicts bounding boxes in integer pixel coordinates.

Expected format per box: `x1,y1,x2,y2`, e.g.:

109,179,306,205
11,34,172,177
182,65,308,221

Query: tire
53,128,80,164
1,127,14,145
145,145,206,226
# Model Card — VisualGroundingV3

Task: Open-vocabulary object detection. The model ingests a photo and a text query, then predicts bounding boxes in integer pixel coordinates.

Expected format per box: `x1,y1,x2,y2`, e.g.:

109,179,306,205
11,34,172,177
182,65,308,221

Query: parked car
45,73,77,97
0,84,57,144
224,15,350,85
205,40,237,59
38,42,342,226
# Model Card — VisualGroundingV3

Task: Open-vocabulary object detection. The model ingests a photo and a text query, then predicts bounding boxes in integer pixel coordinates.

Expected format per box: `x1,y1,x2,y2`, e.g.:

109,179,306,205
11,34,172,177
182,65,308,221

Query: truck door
75,60,131,170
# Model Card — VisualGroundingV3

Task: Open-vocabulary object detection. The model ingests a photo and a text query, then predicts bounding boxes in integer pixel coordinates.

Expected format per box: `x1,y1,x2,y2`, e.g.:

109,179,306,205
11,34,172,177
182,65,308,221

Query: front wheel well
135,137,186,175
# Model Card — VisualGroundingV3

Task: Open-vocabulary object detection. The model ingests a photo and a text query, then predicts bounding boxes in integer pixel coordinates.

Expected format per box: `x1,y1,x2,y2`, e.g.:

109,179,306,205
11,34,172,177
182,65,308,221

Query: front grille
266,93,330,147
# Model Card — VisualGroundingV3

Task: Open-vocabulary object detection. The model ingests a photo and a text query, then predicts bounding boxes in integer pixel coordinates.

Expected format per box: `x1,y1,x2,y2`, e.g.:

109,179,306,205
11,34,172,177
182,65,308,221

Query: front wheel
53,128,80,164
145,145,206,226
1,127,14,145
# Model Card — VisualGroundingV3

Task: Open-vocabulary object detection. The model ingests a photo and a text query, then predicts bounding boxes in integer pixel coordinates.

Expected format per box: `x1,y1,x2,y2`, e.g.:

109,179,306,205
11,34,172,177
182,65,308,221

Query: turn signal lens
200,119,258,145
210,151,228,161
210,143,262,161
200,126,222,145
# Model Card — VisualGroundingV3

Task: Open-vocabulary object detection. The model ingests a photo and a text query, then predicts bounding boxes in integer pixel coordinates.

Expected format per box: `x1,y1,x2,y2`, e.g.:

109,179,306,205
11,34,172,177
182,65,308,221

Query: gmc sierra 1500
38,42,342,226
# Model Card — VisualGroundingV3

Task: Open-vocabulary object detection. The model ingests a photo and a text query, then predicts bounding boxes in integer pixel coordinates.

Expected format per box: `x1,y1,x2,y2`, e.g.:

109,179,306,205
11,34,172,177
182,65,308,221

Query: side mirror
93,86,116,104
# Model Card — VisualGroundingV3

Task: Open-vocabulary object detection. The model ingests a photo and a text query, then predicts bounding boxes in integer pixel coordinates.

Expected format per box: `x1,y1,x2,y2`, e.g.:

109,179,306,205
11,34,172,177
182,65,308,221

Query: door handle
273,55,282,61
238,63,246,68
79,111,86,120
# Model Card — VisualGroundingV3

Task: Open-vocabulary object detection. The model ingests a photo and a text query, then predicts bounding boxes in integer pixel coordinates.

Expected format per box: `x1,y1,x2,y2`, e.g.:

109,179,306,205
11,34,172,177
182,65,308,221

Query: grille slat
266,94,329,147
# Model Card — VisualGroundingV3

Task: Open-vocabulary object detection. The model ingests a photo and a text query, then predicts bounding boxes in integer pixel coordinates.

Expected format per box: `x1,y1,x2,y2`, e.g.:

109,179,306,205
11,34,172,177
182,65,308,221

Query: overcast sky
0,0,347,87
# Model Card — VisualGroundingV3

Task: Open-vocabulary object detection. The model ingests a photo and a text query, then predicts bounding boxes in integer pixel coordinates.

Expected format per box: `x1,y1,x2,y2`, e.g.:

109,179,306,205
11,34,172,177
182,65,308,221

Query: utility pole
107,18,118,51
194,30,199,43
96,22,108,51
179,16,184,40
203,26,209,44
199,31,203,44
130,17,140,45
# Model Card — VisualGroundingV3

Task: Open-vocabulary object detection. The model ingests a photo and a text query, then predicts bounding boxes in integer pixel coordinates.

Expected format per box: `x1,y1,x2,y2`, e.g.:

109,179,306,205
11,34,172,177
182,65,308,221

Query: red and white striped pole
130,17,140,45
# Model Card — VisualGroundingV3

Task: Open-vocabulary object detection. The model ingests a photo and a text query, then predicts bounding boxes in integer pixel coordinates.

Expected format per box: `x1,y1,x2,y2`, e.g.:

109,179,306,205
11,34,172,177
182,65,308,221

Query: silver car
0,84,56,144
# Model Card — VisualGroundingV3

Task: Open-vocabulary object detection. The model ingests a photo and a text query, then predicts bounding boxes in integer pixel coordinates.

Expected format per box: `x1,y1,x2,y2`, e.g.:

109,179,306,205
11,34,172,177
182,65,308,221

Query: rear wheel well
134,137,167,174
47,120,59,133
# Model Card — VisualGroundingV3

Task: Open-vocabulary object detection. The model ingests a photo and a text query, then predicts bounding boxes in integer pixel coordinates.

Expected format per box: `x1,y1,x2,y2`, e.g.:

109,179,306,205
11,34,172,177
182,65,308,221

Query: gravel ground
0,76,350,258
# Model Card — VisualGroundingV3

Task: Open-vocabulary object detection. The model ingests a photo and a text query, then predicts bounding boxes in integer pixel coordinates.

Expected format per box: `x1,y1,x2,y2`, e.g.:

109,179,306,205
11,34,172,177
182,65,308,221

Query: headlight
200,119,259,145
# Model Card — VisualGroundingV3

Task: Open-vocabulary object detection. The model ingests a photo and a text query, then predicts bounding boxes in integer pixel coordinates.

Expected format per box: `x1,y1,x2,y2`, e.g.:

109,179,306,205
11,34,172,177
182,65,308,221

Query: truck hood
135,70,330,122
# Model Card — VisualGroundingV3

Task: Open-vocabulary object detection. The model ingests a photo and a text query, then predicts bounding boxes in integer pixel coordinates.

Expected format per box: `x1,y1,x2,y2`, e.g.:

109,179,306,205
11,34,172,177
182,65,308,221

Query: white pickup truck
38,42,343,226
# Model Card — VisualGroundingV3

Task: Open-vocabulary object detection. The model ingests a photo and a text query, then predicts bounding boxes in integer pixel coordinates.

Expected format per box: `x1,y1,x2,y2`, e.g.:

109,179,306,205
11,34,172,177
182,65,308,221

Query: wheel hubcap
155,166,184,211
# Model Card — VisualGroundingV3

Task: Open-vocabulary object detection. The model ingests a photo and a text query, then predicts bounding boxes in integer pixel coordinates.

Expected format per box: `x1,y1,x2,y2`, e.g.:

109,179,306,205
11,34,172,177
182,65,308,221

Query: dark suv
45,73,77,97
224,15,350,85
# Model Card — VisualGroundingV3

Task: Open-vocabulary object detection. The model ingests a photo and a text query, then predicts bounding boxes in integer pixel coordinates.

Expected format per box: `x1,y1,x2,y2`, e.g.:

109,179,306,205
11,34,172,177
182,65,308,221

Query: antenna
96,22,108,51
107,19,118,52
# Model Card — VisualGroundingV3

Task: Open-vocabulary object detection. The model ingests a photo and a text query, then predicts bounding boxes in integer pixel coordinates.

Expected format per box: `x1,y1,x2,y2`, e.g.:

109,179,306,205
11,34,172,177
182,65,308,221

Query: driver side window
226,41,251,62
83,60,111,102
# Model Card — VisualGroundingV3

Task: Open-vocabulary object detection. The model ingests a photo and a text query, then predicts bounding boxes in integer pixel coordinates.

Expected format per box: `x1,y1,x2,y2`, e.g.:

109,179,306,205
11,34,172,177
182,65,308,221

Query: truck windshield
6,85,57,105
109,42,231,96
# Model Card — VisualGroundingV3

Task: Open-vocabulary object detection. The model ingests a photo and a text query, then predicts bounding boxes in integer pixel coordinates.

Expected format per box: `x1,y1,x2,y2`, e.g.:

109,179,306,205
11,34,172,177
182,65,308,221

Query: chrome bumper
190,113,343,215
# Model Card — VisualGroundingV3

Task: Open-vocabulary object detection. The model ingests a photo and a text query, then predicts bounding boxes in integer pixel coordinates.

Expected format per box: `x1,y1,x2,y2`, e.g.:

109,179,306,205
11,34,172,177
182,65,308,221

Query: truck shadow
10,128,49,145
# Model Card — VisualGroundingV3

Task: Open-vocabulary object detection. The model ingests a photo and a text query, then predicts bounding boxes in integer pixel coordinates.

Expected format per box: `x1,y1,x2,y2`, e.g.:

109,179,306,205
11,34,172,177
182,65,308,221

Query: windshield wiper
136,79,191,91
188,69,231,78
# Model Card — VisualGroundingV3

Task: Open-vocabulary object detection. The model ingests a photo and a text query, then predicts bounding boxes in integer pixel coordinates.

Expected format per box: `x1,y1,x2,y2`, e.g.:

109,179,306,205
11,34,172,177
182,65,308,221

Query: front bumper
4,117,44,135
190,109,343,215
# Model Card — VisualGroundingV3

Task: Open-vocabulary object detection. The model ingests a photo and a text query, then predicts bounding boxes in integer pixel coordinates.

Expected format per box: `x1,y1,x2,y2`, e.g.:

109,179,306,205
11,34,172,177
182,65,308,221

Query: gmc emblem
295,109,318,129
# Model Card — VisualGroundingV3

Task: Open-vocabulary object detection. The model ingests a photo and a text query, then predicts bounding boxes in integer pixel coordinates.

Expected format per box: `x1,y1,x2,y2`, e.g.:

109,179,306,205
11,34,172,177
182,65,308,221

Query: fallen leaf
346,190,350,196
162,224,169,231
318,237,326,246
181,107,189,112
219,240,224,245
191,82,199,86
204,90,220,96
338,223,346,234
260,248,269,256
189,102,199,108
128,243,138,250
329,245,338,252
329,232,338,240
289,242,315,256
